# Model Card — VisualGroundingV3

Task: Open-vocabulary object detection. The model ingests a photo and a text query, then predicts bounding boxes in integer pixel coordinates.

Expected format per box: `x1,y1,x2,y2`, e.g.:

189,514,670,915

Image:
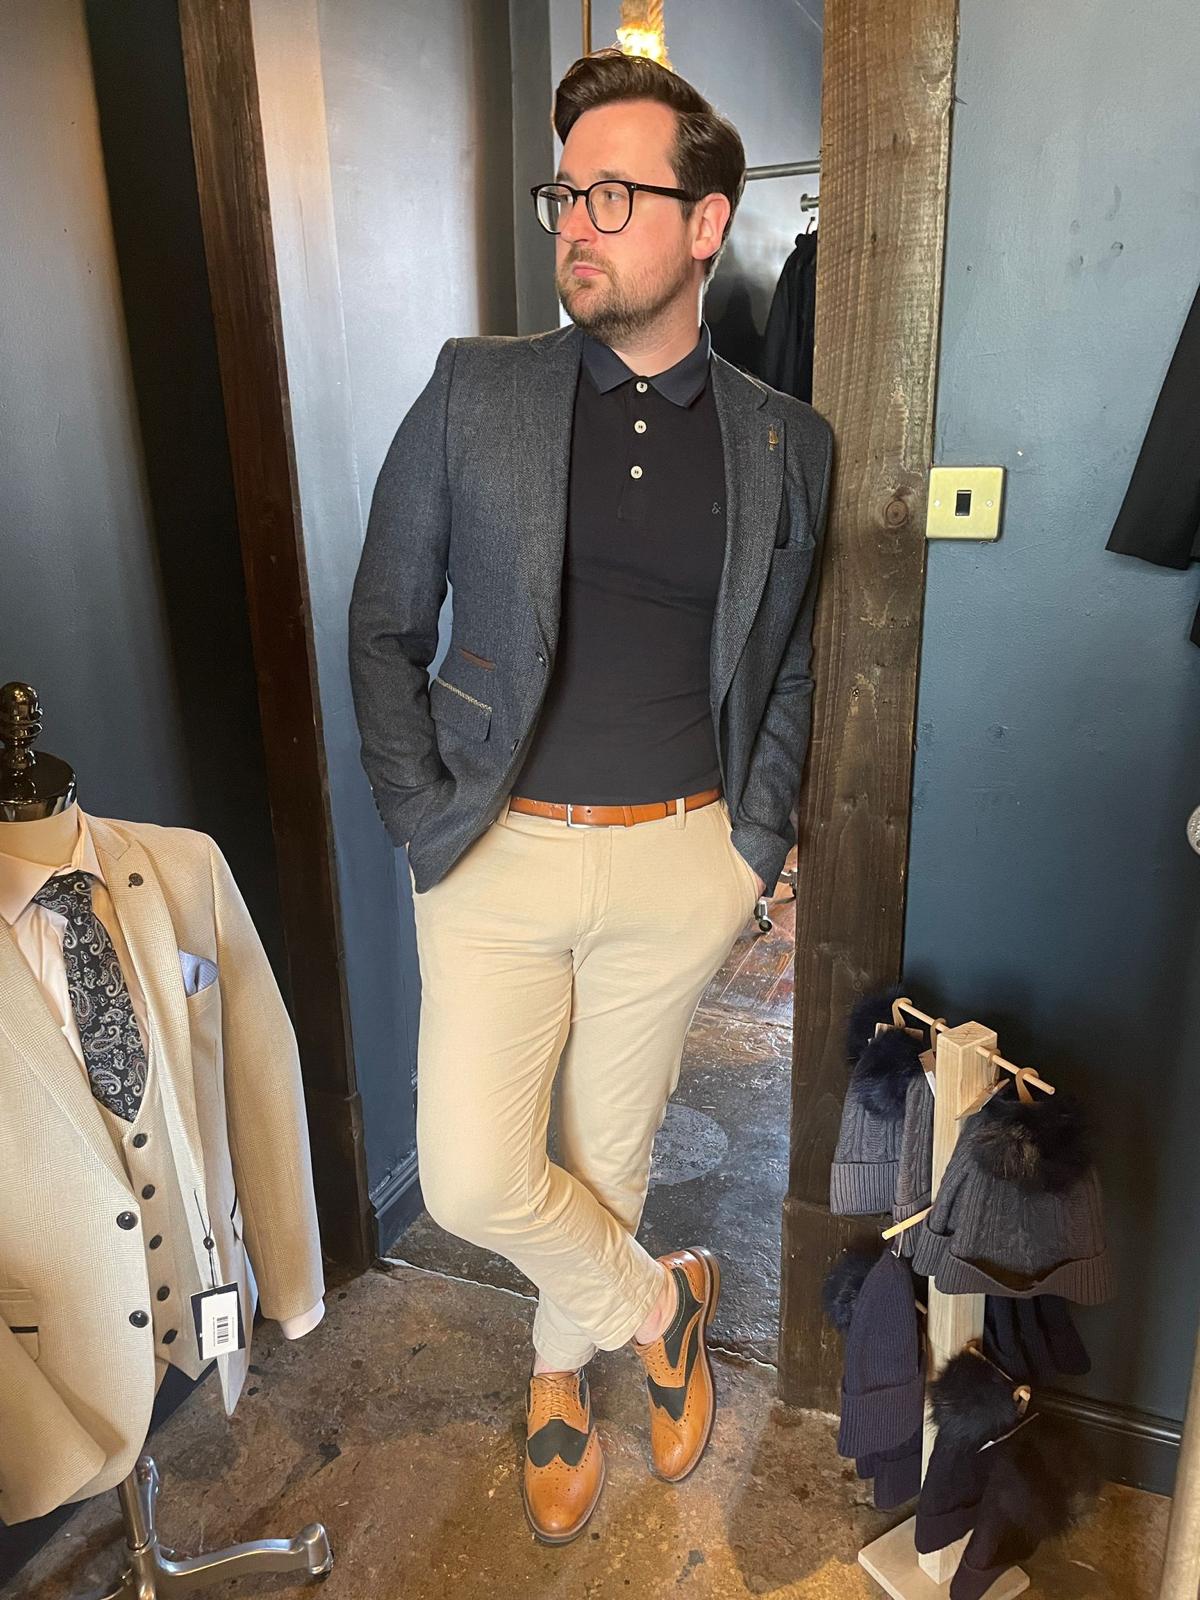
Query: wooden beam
177,0,371,1274
780,0,957,1409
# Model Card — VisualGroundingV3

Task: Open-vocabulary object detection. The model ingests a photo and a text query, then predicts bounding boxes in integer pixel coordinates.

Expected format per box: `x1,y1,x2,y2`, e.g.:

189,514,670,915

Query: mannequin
0,684,332,1593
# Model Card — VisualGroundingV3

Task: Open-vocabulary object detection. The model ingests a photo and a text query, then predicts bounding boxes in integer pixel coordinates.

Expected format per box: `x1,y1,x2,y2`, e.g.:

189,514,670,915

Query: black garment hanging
1104,278,1200,645
762,230,818,403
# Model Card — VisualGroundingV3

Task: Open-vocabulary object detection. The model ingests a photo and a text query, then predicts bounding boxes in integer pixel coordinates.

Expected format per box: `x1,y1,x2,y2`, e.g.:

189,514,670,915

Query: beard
556,249,693,345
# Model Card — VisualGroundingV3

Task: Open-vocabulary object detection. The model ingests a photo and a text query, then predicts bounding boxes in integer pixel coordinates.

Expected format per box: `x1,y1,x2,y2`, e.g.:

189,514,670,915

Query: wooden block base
858,1517,1028,1599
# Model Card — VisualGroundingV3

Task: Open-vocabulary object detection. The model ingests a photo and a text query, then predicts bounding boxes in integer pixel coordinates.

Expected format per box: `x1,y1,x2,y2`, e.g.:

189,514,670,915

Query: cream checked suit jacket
0,817,324,1524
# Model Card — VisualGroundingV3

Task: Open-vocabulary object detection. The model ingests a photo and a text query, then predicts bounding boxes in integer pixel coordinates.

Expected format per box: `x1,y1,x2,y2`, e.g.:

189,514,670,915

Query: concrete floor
7,1266,1168,1600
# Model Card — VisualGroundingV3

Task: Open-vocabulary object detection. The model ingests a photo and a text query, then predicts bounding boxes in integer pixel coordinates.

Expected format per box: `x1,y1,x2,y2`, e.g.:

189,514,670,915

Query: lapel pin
128,873,143,887
768,426,780,452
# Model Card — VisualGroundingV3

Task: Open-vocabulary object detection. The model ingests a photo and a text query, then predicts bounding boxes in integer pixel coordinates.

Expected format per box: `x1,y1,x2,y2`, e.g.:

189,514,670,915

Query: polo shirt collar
581,321,712,406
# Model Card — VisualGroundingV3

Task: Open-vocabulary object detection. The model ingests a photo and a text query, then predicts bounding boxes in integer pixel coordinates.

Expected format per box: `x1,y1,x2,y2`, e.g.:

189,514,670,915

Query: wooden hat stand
858,1003,1055,1599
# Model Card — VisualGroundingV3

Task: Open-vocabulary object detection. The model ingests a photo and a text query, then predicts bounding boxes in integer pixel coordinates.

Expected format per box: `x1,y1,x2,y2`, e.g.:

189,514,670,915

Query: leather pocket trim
457,646,495,670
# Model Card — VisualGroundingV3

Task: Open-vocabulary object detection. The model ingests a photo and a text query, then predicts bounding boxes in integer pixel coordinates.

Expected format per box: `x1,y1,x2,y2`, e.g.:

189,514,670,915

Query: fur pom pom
845,986,906,1064
981,1420,1102,1563
970,1087,1092,1194
852,1026,925,1119
821,1247,882,1333
930,1350,1023,1451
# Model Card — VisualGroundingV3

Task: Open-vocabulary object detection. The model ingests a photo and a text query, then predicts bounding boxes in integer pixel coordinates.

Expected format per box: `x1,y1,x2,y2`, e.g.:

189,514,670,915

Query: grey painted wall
0,1,192,822
0,0,282,962
906,0,1200,1429
317,0,519,1205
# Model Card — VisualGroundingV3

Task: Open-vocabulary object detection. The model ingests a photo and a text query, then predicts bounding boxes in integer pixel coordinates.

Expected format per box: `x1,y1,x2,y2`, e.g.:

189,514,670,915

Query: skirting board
370,1150,423,1257
859,1517,1028,1599
1039,1388,1182,1497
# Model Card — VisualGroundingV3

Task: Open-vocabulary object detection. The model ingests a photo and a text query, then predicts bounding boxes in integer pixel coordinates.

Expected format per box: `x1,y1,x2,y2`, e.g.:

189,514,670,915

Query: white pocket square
179,950,219,997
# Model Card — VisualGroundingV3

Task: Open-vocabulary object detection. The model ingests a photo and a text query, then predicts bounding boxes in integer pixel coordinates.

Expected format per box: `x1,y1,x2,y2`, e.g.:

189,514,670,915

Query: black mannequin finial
0,682,77,820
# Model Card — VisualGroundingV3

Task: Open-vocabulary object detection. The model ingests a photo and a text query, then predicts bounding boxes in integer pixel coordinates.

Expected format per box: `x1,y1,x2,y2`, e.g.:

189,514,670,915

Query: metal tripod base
93,1454,332,1598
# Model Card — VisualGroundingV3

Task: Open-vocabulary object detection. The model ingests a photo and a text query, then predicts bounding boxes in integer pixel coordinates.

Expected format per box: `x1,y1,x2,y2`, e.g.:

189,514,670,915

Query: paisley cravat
31,871,148,1120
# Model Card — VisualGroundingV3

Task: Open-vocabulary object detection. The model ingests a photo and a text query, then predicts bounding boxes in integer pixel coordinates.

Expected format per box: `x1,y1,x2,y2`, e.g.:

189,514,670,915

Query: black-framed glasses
530,179,693,235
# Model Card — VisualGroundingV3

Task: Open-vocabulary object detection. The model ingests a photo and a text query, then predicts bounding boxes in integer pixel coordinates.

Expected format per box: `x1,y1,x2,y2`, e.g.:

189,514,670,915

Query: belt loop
497,793,512,825
674,796,686,830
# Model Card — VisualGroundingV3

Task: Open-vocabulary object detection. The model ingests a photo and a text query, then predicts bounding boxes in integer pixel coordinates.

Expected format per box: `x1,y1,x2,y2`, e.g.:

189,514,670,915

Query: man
349,48,833,1544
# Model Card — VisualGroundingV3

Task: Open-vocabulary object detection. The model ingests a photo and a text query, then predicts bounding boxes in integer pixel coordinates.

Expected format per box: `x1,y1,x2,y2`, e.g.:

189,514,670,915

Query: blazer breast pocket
0,1288,40,1360
179,950,219,1003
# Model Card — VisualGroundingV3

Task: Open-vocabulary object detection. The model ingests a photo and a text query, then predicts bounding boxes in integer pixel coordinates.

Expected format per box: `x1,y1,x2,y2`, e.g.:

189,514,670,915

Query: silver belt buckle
565,801,584,829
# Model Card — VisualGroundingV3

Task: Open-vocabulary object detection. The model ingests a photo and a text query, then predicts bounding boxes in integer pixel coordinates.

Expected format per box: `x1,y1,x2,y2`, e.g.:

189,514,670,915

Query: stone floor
7,1266,1168,1600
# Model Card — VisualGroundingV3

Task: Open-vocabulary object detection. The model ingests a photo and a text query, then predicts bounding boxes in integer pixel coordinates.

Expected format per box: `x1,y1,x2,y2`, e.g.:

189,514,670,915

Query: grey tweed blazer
349,323,834,894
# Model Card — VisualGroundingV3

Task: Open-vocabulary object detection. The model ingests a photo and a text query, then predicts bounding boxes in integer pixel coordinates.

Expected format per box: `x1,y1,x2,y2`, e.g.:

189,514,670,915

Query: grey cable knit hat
911,1084,1114,1304
830,991,927,1215
892,1069,935,1256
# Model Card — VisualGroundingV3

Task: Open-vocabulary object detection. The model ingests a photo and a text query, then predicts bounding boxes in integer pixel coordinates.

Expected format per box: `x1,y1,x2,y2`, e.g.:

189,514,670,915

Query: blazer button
536,651,545,665
117,1211,138,1230
132,1133,149,1148
511,738,520,752
203,1236,215,1250
129,1310,150,1328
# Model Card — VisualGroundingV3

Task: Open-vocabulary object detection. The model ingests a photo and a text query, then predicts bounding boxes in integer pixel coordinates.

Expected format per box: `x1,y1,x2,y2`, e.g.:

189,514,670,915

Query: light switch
926,466,1005,540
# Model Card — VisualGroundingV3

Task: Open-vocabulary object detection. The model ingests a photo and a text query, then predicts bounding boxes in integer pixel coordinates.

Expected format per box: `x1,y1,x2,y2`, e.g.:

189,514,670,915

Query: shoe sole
522,1455,606,1545
651,1246,722,1484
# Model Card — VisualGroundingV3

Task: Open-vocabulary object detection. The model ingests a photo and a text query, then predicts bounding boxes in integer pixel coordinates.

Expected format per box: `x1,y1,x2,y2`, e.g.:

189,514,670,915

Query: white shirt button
634,419,647,434
635,380,648,393
630,465,643,479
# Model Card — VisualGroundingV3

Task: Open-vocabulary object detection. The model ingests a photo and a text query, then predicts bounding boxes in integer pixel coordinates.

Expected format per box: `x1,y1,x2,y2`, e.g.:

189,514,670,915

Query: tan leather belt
507,788,722,828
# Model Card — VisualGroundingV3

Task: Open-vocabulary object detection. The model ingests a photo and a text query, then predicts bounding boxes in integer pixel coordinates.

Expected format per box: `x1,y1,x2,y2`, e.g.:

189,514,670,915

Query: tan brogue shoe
632,1247,721,1482
522,1368,605,1544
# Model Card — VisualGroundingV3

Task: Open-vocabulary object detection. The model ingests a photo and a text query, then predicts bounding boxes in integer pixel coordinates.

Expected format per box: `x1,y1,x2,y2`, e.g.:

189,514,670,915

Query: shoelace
531,1371,582,1418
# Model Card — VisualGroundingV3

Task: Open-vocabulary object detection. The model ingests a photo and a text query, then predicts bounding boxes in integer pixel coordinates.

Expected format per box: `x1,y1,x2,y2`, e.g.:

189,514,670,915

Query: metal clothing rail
745,159,821,180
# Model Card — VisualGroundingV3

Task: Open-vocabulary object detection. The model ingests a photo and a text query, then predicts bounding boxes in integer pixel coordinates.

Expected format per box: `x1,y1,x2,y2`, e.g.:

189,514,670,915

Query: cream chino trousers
408,792,760,1371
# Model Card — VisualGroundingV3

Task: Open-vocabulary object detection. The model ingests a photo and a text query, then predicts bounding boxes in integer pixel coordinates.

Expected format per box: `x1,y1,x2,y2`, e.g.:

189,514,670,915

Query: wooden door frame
780,0,958,1408
178,0,373,1277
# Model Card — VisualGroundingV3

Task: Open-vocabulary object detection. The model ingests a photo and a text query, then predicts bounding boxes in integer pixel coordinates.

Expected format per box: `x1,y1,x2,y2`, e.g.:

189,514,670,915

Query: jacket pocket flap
430,676,492,740
0,1289,39,1358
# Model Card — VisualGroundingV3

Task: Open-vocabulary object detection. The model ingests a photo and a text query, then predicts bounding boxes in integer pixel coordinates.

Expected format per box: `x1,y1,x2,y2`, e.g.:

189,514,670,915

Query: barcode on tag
192,1285,244,1361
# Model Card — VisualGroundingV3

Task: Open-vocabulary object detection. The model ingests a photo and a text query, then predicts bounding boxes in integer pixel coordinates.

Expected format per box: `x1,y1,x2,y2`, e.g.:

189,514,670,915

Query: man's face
555,99,702,343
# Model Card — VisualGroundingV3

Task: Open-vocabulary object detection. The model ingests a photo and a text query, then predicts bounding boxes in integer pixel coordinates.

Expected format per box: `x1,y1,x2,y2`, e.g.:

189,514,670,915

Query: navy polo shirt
512,323,728,804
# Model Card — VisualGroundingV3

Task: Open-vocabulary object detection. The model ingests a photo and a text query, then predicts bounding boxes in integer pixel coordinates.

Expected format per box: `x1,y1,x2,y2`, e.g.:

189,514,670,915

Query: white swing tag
191,1284,246,1360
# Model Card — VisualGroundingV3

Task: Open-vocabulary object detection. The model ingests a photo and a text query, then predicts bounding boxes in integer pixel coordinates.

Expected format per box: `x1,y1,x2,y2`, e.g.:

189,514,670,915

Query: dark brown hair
553,48,746,280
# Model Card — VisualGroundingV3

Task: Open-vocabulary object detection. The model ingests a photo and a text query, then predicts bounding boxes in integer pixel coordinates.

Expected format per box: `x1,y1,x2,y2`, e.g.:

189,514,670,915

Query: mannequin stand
91,1455,332,1598
858,1020,1029,1599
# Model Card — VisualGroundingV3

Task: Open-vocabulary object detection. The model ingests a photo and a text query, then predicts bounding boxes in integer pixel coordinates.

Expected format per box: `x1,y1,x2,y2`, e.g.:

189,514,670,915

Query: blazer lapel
512,324,584,654
710,356,786,725
0,918,131,1190
90,820,208,1211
